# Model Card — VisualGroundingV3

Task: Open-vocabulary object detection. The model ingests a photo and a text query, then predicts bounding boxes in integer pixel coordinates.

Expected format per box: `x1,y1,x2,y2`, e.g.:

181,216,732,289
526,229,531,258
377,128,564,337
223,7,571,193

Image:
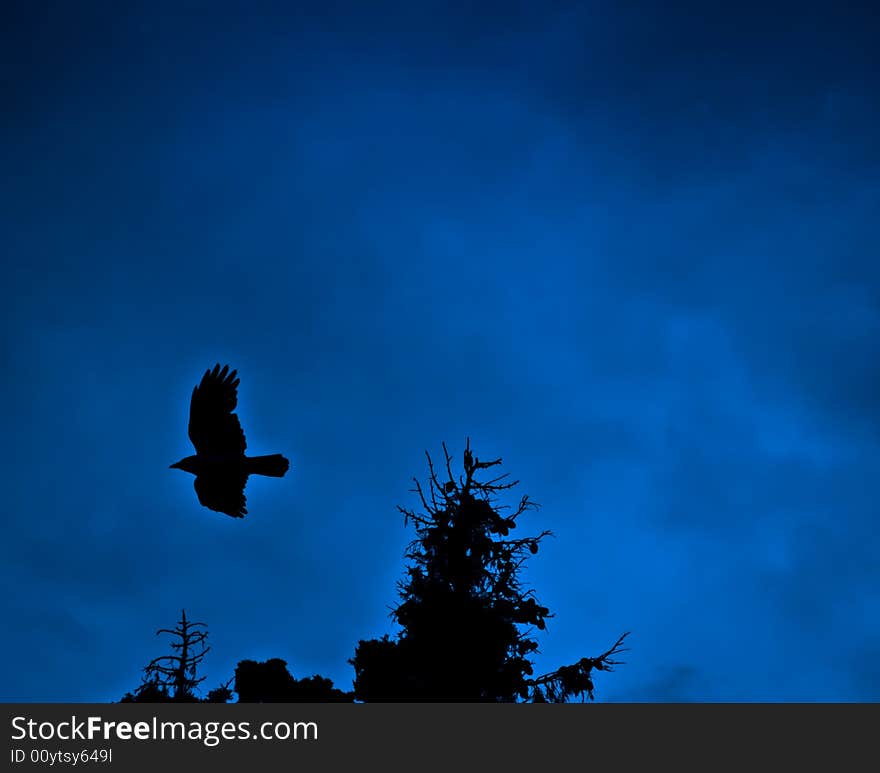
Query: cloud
614,665,710,702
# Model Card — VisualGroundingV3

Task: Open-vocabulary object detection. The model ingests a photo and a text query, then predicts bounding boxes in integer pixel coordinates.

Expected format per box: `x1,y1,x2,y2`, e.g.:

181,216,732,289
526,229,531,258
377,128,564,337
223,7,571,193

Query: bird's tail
246,454,290,477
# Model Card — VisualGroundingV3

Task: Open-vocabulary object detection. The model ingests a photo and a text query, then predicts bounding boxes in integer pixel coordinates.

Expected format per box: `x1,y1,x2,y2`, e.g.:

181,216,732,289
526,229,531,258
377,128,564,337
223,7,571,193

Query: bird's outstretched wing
188,364,247,455
194,473,248,518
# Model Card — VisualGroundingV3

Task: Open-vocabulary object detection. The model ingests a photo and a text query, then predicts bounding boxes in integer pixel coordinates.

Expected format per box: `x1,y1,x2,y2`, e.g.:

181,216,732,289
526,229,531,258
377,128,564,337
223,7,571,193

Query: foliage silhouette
351,440,629,702
234,658,353,702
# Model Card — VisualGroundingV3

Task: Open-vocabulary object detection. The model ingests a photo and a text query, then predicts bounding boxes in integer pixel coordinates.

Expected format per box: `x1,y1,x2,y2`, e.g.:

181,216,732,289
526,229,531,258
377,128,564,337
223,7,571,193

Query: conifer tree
351,440,629,702
121,609,231,702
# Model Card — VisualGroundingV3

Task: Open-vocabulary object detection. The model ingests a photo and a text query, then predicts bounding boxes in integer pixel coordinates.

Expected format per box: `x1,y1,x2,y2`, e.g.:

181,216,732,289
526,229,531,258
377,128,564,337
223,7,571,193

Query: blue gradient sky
2,1,878,701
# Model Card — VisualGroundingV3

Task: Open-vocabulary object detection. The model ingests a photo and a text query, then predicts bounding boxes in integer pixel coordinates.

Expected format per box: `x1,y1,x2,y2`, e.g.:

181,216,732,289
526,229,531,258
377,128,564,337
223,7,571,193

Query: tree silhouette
121,611,351,702
351,440,629,702
234,658,353,702
120,609,232,703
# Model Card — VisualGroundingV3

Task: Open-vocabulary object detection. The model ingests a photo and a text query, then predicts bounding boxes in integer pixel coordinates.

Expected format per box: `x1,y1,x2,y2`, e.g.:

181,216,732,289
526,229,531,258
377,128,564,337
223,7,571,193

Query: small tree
351,440,629,702
121,611,350,703
121,609,231,703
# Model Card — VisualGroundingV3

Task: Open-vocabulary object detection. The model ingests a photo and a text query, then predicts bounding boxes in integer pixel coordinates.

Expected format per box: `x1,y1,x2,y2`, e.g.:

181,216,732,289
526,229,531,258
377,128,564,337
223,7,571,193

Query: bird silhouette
170,364,289,518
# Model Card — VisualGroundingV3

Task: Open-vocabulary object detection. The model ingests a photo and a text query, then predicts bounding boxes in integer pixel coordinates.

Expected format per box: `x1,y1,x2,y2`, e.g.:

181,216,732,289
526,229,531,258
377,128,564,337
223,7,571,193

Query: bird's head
169,455,200,475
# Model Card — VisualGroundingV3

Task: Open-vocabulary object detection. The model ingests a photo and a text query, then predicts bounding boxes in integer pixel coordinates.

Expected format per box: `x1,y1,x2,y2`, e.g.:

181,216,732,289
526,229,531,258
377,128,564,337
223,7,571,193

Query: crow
170,364,289,518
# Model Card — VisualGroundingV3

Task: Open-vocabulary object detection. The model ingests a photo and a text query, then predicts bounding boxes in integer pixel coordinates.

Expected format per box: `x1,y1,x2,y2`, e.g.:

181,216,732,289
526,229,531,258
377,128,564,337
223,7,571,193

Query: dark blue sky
2,1,878,701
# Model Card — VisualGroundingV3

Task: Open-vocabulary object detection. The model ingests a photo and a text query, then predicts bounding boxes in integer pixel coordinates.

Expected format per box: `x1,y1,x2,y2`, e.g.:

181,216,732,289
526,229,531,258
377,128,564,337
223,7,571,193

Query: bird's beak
169,462,180,469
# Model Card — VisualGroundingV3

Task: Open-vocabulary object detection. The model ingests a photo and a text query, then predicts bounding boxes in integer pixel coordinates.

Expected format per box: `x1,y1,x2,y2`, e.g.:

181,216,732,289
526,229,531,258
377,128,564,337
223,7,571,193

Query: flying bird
170,364,290,518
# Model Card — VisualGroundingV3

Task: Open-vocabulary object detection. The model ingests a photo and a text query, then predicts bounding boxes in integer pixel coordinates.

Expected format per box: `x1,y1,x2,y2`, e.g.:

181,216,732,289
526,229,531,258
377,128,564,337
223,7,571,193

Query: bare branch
588,631,631,671
397,504,432,528
412,477,432,515
442,441,455,485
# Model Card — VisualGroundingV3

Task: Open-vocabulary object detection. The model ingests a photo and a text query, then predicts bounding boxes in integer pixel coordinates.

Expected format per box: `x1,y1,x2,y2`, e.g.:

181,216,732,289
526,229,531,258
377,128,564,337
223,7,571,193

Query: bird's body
170,364,290,518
